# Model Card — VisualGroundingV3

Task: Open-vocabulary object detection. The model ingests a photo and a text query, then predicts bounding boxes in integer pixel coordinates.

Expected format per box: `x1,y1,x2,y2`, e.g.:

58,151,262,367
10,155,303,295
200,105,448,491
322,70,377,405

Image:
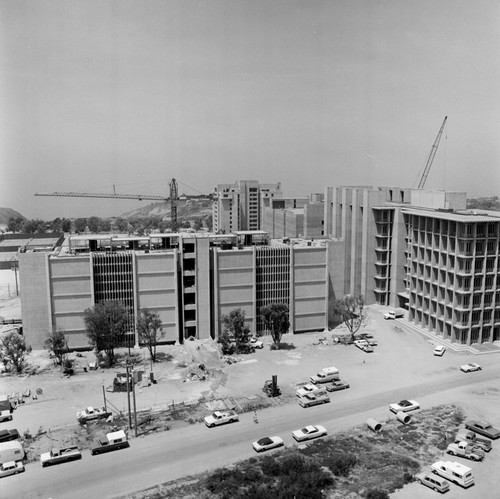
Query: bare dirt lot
1,295,500,498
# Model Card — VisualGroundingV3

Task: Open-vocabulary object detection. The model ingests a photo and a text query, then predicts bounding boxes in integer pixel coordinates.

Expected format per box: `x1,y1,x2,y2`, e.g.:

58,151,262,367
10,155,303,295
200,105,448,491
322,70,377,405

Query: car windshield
259,438,272,445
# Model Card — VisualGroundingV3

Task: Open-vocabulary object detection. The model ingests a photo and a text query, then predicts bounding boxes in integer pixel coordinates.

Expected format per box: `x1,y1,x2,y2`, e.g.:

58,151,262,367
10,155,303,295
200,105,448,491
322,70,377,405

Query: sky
1,0,499,220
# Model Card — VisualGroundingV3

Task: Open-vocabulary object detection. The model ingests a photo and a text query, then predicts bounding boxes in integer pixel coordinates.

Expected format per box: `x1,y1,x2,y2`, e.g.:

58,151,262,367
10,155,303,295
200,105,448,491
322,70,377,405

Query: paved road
5,365,500,499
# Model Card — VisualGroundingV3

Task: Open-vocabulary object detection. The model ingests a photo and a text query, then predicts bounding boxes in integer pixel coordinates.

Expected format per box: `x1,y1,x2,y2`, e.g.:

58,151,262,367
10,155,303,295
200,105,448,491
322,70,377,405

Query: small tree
331,294,366,341
83,301,129,366
1,331,27,373
221,308,251,353
44,330,69,365
260,303,290,349
137,309,164,362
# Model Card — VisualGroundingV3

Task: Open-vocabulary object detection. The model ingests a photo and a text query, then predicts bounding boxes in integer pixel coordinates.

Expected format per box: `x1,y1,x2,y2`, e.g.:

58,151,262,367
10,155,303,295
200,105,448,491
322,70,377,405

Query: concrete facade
19,231,329,350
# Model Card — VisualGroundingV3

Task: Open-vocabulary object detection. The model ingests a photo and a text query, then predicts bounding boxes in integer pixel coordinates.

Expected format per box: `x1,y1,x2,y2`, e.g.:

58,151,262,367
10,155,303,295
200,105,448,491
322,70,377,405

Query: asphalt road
4,365,500,499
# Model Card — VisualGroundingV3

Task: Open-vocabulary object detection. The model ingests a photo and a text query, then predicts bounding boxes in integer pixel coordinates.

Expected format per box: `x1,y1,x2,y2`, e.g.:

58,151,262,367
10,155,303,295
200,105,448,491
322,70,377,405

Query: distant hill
0,207,26,225
467,196,500,211
119,198,213,221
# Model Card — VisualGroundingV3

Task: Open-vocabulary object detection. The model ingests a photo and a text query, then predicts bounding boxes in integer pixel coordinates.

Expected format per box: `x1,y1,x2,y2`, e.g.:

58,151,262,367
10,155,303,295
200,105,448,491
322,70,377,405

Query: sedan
460,363,481,373
296,384,319,397
325,381,350,392
292,425,327,442
464,420,500,439
252,436,284,452
389,399,420,413
0,461,24,479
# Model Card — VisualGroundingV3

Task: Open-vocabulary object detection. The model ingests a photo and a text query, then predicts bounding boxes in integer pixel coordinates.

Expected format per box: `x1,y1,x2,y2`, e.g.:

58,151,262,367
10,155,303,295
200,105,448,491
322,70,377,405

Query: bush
366,489,389,499
324,452,357,476
260,455,281,477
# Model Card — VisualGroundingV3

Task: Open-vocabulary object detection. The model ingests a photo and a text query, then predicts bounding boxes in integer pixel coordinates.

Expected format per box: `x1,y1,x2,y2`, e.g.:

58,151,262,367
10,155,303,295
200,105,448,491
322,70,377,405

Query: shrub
324,452,357,476
260,455,281,477
366,489,389,499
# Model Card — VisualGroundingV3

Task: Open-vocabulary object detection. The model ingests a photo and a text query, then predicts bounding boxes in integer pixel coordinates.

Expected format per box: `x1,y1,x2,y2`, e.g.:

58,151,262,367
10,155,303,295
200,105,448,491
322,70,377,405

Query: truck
431,460,474,488
0,396,12,423
0,441,24,464
298,390,330,408
310,366,340,384
455,430,492,452
446,441,485,461
383,309,404,320
40,445,82,467
204,410,239,428
90,430,129,455
77,406,112,424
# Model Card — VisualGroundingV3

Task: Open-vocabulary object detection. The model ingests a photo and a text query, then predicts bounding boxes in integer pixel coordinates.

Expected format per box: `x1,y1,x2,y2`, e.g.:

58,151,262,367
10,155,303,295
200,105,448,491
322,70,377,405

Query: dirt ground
1,293,500,497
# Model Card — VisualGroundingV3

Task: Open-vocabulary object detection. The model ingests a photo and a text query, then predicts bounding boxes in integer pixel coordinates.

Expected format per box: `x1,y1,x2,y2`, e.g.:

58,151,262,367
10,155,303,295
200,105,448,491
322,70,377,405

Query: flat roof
402,208,500,223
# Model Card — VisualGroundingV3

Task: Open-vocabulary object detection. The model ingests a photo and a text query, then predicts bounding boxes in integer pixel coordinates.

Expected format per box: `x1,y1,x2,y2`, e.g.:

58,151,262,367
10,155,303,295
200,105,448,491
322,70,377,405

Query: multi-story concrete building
19,231,329,350
262,193,324,239
324,186,500,346
212,180,282,233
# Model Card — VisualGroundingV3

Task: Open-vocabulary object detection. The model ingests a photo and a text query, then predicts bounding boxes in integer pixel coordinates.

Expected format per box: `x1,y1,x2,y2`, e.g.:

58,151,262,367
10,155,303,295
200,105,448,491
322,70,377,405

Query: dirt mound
182,338,224,370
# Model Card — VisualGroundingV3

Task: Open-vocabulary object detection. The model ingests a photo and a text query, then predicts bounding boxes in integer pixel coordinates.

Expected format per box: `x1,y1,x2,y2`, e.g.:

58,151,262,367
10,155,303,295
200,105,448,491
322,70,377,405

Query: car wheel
433,487,438,491
446,450,452,455
209,423,215,428
470,456,476,461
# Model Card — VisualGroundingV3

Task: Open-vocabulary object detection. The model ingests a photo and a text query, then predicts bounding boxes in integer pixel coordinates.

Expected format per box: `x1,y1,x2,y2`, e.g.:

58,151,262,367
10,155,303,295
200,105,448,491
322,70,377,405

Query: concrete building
324,186,500,346
19,231,329,350
262,194,325,239
212,180,282,233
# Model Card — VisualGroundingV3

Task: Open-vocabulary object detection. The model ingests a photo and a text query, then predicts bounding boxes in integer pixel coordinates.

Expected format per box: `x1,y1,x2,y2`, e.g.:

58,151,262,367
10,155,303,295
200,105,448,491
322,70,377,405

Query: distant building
19,231,329,350
324,186,500,345
212,180,282,233
262,193,324,239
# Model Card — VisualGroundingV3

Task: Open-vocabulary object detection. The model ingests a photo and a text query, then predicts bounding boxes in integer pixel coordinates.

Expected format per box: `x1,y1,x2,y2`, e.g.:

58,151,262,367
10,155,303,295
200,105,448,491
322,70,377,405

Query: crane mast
417,116,447,189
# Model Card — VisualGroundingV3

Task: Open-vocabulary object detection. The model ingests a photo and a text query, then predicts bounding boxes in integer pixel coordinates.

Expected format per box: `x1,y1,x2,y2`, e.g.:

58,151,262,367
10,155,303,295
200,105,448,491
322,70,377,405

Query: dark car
0,429,20,443
464,420,500,439
325,381,350,392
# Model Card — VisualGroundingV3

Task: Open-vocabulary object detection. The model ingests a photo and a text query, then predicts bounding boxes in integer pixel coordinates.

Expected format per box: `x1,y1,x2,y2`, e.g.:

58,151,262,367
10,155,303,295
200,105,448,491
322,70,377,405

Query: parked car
250,337,264,349
460,363,482,373
415,472,450,493
292,425,327,442
204,410,239,428
389,399,420,413
354,339,374,353
446,441,485,461
0,429,20,443
296,384,321,397
325,380,350,392
40,445,82,467
0,461,24,479
252,436,284,452
359,333,377,346
383,309,404,320
90,430,129,456
433,345,446,356
464,420,500,439
76,406,112,424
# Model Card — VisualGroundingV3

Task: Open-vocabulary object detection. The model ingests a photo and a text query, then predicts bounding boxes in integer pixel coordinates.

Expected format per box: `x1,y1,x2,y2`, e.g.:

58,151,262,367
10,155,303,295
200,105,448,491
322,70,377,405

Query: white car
250,337,264,349
460,363,481,373
296,384,319,397
292,425,327,442
204,410,239,427
0,461,24,478
389,399,420,413
252,436,284,452
354,339,374,353
433,345,446,356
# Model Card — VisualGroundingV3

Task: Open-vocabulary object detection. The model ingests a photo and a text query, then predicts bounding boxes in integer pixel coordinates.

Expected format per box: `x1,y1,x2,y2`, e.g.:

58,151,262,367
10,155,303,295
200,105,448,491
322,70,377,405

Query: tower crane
35,178,180,232
417,116,447,189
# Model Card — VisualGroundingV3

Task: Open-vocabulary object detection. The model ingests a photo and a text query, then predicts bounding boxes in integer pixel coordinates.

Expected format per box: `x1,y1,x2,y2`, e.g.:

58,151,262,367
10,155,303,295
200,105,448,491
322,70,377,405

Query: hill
0,207,26,226
119,198,213,222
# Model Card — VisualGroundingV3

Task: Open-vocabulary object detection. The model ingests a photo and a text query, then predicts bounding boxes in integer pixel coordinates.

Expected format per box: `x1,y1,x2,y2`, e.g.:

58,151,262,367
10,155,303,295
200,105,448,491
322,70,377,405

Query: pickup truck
204,410,239,428
455,431,492,452
77,406,112,424
446,441,485,461
90,430,129,455
40,445,82,467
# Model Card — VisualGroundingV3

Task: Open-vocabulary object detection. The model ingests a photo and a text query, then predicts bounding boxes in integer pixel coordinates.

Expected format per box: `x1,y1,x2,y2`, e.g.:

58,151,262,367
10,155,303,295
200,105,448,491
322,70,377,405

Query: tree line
7,214,212,235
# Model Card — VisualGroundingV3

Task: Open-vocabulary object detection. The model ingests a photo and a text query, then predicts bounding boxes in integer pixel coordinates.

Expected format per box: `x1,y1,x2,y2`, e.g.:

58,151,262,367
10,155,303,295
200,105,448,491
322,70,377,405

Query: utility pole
125,362,132,431
132,373,138,437
102,385,107,412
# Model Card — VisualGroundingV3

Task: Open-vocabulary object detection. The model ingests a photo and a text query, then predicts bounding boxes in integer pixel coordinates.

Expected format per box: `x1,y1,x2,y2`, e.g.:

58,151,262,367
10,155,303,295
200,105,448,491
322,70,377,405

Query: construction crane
35,178,180,232
417,116,447,189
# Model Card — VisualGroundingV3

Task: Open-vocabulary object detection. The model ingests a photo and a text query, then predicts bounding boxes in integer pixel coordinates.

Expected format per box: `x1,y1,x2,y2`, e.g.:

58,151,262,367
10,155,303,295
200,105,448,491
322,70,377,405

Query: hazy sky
1,0,499,219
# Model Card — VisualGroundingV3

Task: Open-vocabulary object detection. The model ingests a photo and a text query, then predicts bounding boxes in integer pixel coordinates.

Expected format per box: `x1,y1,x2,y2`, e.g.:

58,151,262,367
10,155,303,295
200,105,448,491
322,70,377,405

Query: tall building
324,186,500,346
19,231,329,350
212,180,282,233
